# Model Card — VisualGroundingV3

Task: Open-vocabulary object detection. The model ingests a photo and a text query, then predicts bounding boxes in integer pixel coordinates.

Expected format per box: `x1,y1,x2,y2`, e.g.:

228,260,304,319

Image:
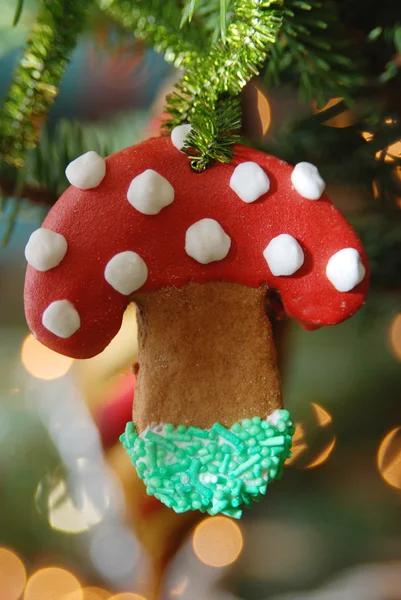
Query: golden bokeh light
256,87,271,135
286,423,308,465
109,594,147,600
372,179,380,200
67,587,110,600
21,334,73,380
375,140,401,163
387,140,401,157
361,131,374,142
377,427,401,490
311,97,354,128
286,403,336,469
389,313,401,361
24,567,82,600
305,437,337,469
0,547,26,600
311,402,332,427
77,303,138,405
170,576,189,597
312,97,343,112
192,516,243,568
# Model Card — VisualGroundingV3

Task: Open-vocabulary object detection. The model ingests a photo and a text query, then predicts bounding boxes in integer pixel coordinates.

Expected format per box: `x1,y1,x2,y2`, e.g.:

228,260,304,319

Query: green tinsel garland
99,0,283,170
0,0,87,168
172,0,283,170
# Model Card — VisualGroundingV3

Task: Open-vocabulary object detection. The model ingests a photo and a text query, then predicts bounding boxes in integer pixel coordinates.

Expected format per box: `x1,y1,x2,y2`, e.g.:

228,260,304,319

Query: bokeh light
192,516,243,567
21,334,73,380
286,423,308,465
372,179,380,200
286,403,336,469
0,547,26,600
46,479,106,534
311,402,332,427
78,304,137,404
311,97,354,128
67,587,110,600
24,567,82,600
170,576,189,597
109,594,147,600
256,87,271,135
389,313,401,360
375,139,401,163
89,524,139,581
377,427,401,490
305,437,337,469
361,131,374,142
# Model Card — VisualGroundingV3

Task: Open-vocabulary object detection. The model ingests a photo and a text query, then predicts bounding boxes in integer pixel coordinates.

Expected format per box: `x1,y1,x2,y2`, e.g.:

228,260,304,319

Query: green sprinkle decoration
121,409,293,519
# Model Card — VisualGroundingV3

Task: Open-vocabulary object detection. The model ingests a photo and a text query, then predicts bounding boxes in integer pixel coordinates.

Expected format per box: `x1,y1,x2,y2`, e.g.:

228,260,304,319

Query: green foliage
264,0,364,104
368,23,401,83
167,0,282,169
102,0,282,170
0,0,88,168
0,113,146,206
358,220,401,289
12,0,26,26
183,97,242,171
98,0,204,67
30,114,147,193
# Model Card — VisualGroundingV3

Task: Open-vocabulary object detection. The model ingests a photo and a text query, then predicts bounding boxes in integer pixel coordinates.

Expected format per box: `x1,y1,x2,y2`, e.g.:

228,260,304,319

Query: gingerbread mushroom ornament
24,134,369,518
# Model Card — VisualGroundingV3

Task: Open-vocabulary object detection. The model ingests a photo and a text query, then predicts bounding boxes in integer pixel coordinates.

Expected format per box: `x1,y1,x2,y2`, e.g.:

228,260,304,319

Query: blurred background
1,1,401,599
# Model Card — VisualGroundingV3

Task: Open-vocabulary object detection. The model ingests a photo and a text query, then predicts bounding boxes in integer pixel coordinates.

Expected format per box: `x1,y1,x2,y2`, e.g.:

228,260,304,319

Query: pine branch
101,0,282,169
166,0,283,169
184,96,242,171
258,101,401,215
0,176,57,207
0,112,147,210
368,23,401,82
97,0,204,66
183,0,234,44
0,0,88,168
264,0,364,104
12,0,25,26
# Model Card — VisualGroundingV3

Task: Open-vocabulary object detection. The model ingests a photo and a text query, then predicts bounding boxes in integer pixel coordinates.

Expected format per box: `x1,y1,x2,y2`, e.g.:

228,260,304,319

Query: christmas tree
1,1,401,599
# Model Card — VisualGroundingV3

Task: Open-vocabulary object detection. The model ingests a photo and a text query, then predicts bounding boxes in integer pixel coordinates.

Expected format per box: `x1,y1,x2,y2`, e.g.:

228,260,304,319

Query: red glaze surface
24,137,369,358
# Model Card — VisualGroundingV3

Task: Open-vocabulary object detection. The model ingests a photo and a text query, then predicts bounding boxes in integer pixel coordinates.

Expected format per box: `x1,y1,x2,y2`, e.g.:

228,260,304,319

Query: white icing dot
185,218,231,264
42,300,80,338
127,169,174,215
171,123,192,151
25,228,67,271
104,251,148,295
267,409,282,426
229,161,270,203
263,234,304,276
326,248,365,292
65,151,106,190
291,162,326,200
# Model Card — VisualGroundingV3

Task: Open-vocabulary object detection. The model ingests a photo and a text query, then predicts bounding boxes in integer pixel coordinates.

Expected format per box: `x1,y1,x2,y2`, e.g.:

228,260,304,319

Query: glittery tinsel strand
167,0,284,170
98,0,283,171
0,0,88,167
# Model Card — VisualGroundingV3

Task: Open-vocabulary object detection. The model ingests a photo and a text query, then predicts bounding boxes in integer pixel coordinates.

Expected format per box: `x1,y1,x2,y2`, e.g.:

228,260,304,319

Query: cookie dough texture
133,282,282,432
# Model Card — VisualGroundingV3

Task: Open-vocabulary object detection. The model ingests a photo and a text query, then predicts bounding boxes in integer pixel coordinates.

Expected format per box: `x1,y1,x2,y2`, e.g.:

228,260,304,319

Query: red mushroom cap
24,137,369,359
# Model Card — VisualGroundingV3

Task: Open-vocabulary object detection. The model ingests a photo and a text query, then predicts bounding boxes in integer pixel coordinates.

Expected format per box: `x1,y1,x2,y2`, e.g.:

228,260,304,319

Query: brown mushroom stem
133,282,282,432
